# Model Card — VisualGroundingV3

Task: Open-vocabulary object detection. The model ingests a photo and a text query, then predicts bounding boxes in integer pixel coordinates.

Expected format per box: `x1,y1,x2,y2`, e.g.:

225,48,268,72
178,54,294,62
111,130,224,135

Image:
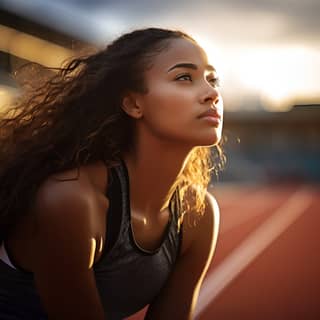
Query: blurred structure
0,6,319,185
220,105,320,184
0,6,84,110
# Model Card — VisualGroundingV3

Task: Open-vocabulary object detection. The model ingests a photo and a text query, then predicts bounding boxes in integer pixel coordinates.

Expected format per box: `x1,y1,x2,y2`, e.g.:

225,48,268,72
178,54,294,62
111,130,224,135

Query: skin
122,37,223,224
6,37,223,319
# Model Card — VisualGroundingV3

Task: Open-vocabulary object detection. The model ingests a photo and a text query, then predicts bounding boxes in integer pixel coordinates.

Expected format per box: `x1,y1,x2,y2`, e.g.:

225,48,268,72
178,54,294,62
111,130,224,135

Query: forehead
149,37,211,72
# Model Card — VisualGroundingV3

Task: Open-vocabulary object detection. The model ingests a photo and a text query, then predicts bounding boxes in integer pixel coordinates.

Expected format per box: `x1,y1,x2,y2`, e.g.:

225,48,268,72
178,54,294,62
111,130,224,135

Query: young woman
0,27,224,319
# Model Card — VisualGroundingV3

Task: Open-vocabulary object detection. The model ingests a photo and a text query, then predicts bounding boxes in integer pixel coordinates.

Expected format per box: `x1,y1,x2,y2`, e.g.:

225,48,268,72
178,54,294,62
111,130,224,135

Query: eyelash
175,74,192,82
208,77,221,87
175,74,220,87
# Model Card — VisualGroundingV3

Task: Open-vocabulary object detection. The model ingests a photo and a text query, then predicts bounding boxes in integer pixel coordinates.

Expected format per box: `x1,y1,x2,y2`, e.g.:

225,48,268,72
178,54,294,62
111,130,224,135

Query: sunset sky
1,0,319,111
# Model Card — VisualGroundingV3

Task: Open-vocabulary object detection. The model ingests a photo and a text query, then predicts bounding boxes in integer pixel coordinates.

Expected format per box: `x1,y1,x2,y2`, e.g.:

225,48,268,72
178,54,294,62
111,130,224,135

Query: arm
145,191,220,320
30,178,107,320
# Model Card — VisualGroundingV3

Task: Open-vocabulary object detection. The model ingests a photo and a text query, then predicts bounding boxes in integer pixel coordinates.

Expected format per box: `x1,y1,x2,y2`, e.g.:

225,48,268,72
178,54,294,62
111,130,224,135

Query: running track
127,183,320,320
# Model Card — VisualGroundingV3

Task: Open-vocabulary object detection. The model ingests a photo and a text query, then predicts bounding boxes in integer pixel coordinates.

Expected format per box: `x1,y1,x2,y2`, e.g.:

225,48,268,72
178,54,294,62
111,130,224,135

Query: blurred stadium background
0,1,319,319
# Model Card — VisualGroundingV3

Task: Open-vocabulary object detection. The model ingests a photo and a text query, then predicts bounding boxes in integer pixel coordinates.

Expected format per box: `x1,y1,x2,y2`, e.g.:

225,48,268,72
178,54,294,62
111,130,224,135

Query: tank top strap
113,159,131,228
95,160,130,261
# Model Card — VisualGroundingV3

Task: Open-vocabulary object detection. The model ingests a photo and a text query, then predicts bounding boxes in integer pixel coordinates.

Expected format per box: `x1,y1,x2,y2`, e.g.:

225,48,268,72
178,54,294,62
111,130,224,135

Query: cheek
139,82,223,146
143,83,194,124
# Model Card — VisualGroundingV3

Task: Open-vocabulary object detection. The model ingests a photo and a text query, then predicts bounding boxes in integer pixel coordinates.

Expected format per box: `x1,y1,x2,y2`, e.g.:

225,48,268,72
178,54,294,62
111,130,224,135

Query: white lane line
211,186,269,212
218,188,281,234
220,192,280,234
195,187,313,319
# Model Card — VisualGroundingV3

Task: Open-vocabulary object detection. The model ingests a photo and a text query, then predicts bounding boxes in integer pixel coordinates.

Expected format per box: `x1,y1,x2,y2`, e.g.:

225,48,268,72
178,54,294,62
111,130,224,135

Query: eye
175,74,192,82
207,77,220,88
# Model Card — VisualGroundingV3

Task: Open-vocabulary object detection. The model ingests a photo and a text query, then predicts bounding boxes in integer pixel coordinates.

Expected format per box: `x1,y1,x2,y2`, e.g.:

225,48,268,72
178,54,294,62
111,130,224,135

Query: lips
198,108,222,120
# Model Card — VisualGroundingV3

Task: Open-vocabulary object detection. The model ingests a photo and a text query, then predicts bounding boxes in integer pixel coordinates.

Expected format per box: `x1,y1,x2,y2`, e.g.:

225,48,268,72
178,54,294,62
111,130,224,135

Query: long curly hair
0,27,224,239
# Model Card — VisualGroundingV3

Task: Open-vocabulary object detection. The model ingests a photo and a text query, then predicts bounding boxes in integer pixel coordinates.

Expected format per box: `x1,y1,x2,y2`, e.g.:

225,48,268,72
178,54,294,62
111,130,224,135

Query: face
131,37,223,148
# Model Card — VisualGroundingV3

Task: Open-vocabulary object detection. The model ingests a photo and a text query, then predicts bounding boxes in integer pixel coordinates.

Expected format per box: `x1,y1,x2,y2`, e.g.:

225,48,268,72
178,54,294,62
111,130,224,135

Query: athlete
0,27,223,319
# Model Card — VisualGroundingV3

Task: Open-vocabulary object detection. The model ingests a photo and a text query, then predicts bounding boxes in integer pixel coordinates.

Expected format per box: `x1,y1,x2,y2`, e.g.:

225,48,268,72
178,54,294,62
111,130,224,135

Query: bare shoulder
180,190,220,256
203,191,220,234
33,161,109,220
36,162,107,206
25,163,109,318
32,171,91,236
34,168,91,214
29,162,110,268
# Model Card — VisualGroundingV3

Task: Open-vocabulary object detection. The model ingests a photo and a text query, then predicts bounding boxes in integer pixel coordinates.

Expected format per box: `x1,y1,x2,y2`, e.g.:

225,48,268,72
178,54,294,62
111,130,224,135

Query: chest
93,212,179,319
130,208,172,252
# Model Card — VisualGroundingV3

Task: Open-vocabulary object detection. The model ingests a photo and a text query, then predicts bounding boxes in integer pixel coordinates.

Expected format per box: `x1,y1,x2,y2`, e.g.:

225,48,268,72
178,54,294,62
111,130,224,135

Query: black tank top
0,160,182,319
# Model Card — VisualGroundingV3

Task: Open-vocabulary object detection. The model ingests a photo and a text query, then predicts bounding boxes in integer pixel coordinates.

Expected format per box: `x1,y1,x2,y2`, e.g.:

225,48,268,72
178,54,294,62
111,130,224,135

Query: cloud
88,0,320,46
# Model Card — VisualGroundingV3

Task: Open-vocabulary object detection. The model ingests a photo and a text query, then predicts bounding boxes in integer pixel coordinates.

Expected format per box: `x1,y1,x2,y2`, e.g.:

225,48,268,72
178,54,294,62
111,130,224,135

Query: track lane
126,184,319,320
196,186,313,318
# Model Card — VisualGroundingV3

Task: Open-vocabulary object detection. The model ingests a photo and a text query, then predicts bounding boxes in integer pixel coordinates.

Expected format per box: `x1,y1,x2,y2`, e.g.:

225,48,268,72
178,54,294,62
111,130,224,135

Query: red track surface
127,183,320,320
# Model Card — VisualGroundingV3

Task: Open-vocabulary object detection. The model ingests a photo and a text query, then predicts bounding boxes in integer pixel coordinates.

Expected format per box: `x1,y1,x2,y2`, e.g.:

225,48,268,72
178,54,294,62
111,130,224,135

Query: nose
200,85,221,106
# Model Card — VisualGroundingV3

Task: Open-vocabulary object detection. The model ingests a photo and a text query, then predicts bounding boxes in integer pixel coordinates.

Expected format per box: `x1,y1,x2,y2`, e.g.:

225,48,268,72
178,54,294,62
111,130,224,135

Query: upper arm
146,191,220,320
30,179,107,319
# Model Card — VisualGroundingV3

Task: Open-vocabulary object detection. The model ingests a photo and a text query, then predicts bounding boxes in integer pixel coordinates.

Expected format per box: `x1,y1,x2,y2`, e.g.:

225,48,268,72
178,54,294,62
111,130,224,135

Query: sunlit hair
0,27,224,238
177,144,225,230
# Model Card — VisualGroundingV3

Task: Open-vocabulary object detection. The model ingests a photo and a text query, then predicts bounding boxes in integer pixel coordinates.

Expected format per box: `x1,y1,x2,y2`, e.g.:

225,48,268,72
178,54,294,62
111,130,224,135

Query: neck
123,140,192,218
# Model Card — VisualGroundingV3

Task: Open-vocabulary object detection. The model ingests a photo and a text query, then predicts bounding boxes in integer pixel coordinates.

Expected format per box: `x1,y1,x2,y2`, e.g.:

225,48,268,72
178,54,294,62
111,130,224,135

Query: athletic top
0,160,183,319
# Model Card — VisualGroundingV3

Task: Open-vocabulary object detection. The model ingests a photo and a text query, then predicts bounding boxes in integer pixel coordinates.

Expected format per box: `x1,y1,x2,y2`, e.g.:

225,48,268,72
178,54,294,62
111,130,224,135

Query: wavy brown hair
0,27,224,239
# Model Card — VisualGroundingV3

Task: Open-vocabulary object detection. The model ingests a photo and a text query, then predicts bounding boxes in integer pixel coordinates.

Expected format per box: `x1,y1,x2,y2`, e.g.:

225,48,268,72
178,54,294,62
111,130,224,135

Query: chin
199,131,222,147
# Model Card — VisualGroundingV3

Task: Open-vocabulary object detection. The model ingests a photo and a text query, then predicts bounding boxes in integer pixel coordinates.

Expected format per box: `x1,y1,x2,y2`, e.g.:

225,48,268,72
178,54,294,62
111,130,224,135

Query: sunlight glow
0,25,74,68
189,36,320,111
0,86,19,110
233,46,320,111
192,34,225,78
89,238,97,269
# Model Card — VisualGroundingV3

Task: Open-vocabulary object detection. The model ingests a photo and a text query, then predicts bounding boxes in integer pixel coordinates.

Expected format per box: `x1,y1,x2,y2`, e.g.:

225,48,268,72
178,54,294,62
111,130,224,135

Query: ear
121,93,143,119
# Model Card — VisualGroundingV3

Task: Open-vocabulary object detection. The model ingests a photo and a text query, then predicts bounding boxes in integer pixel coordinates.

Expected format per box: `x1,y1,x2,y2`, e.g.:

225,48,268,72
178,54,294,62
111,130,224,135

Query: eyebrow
167,63,216,73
